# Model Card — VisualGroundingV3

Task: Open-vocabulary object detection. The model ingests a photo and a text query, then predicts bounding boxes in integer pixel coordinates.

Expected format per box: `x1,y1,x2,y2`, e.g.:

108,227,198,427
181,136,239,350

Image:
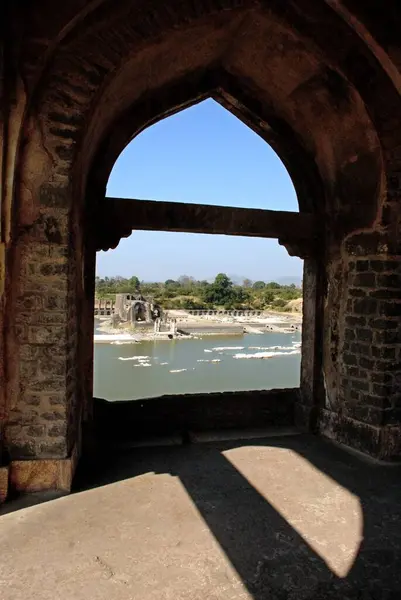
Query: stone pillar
170,318,177,336
279,238,323,433
80,242,96,424
154,318,161,334
320,231,401,460
4,186,81,493
296,258,323,431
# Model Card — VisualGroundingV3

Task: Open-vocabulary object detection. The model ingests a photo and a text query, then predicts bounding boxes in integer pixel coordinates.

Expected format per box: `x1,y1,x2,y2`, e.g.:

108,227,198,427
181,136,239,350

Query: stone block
378,301,401,317
355,328,373,342
370,289,401,299
372,346,396,360
27,324,66,345
344,328,355,341
369,317,398,330
349,288,366,297
0,466,9,503
39,185,71,209
378,273,401,288
319,409,382,457
380,426,401,460
374,329,400,344
351,378,370,392
39,262,68,277
353,272,376,287
319,409,401,461
346,315,366,327
345,232,388,256
343,353,357,366
350,342,371,356
9,444,78,494
355,260,369,272
370,260,400,273
353,298,378,315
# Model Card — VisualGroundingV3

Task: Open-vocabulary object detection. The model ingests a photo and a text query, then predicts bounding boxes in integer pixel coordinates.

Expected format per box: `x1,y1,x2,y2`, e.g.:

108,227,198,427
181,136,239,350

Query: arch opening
5,0,398,499
92,99,308,417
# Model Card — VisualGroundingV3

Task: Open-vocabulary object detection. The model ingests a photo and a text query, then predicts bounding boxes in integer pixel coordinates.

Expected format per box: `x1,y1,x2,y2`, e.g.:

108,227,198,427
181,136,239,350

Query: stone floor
1,433,401,599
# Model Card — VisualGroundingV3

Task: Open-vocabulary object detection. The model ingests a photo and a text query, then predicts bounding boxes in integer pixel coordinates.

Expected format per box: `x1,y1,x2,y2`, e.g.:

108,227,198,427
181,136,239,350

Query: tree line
95,274,302,311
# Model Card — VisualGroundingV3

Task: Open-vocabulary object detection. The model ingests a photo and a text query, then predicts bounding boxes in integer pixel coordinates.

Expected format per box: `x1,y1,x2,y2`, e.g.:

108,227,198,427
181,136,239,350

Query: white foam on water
248,345,296,351
95,334,138,344
233,350,300,359
197,359,221,363
170,369,187,373
134,363,151,367
204,349,213,353
212,346,245,351
160,362,169,366
118,355,150,361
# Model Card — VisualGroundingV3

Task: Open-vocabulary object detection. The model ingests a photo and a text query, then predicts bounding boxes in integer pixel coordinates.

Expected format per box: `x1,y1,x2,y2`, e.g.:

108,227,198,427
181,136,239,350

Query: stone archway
2,0,401,496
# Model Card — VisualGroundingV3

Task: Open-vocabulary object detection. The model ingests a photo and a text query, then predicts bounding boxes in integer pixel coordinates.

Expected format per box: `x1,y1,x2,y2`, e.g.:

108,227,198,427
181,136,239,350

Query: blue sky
97,98,303,283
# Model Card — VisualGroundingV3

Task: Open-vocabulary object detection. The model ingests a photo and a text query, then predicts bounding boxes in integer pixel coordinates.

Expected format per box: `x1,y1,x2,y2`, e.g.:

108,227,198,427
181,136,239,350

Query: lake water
94,330,302,401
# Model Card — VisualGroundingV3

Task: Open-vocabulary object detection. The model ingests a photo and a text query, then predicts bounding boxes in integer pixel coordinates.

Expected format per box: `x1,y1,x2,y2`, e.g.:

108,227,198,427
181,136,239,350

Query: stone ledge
93,389,299,445
0,466,9,503
9,444,79,495
294,402,319,433
319,408,401,461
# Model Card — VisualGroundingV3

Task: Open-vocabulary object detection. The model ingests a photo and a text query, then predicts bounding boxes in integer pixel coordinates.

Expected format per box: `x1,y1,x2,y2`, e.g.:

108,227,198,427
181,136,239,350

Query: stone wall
93,389,298,447
6,236,71,460
2,0,401,501
319,230,401,460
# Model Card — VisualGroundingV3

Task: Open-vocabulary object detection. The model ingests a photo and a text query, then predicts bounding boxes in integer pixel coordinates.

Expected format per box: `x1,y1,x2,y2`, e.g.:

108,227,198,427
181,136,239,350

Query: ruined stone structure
94,298,115,316
114,293,160,324
187,310,262,317
2,1,401,498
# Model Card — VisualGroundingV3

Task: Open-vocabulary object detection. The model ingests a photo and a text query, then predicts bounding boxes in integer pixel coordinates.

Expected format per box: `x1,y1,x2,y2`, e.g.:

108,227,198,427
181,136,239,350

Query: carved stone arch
5,0,401,497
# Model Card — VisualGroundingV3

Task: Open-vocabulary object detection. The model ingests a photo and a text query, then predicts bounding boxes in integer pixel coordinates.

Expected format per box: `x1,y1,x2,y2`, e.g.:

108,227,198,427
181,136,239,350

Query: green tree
129,276,140,291
252,281,266,290
263,289,275,305
202,273,235,306
165,279,177,287
265,281,281,289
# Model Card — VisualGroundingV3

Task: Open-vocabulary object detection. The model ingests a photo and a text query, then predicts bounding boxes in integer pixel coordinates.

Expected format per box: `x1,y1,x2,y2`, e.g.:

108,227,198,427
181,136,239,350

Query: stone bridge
1,0,401,507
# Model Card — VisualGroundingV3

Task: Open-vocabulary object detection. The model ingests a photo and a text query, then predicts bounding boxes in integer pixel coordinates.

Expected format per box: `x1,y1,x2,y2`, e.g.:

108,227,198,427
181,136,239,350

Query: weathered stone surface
10,459,69,493
98,197,316,252
9,444,78,494
0,467,9,504
94,390,298,445
2,0,401,495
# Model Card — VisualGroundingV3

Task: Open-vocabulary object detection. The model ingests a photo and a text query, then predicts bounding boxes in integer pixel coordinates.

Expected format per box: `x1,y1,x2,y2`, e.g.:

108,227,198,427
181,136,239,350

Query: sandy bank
95,310,301,343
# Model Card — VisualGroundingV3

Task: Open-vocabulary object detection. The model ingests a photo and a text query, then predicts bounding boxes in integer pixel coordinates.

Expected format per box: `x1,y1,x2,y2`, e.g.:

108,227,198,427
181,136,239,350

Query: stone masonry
2,1,401,498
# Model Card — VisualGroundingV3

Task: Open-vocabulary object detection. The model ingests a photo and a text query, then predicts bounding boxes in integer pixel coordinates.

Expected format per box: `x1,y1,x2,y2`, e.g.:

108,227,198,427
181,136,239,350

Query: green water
93,331,301,401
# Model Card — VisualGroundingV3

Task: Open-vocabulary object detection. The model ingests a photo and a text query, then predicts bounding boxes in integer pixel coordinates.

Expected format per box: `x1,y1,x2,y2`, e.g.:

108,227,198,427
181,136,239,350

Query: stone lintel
8,444,79,496
96,198,316,251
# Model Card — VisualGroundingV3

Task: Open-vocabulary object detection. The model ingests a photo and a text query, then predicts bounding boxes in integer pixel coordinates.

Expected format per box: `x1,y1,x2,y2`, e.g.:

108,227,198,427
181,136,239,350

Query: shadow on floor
70,433,401,599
